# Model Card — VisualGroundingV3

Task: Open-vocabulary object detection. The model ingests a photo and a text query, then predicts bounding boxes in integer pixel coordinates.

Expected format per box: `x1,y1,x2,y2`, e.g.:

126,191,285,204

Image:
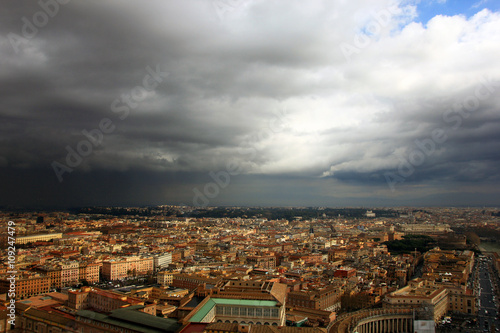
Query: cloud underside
1,0,500,207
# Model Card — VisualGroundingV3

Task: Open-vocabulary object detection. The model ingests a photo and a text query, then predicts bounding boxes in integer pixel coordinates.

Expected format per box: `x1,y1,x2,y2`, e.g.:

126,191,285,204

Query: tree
465,232,480,247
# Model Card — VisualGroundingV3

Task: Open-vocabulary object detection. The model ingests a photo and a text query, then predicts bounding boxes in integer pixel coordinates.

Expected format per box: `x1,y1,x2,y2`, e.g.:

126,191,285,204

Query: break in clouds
0,0,500,207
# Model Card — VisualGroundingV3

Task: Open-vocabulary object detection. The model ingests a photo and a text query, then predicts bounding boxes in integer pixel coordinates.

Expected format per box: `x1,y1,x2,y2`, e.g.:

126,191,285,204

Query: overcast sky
1,0,500,208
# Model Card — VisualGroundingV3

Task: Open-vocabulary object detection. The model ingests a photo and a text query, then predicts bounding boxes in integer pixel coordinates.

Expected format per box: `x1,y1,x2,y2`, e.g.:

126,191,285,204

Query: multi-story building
401,224,451,235
67,287,154,314
172,250,182,262
16,301,179,333
0,273,51,299
246,255,276,269
196,240,218,251
182,247,195,259
422,248,474,286
16,233,63,244
75,305,180,332
15,302,76,333
157,271,175,286
287,285,341,311
101,256,154,280
333,267,356,279
383,279,449,322
172,273,222,291
61,261,79,287
328,247,350,261
78,262,100,284
35,259,81,289
129,285,189,300
153,252,172,271
189,297,284,326
37,265,61,289
183,281,287,326
443,283,476,315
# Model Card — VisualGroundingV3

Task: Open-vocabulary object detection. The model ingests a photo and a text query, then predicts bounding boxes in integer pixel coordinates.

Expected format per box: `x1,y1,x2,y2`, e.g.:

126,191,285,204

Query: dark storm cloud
1,0,500,207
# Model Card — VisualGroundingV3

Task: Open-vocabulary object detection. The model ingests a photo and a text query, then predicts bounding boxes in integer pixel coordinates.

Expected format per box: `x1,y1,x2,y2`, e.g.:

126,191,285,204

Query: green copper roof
189,299,217,322
189,298,278,323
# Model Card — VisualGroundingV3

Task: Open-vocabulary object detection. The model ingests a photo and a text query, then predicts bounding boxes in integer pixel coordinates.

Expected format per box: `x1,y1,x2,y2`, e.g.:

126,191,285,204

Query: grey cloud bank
1,0,500,208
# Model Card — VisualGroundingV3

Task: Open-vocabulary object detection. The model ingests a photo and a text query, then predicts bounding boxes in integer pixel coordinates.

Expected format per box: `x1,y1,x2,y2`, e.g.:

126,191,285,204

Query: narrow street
473,255,499,332
437,255,500,333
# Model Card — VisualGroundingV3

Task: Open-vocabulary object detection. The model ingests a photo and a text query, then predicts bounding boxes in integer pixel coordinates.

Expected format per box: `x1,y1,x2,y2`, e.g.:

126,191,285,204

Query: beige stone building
383,279,448,322
102,255,154,280
79,262,100,284
383,278,476,321
16,233,63,244
157,271,175,286
444,283,476,315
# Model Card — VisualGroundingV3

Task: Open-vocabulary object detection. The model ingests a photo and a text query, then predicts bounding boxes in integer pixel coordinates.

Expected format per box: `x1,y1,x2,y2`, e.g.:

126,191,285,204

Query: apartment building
35,259,80,288
0,273,50,299
78,262,100,284
102,256,154,280
157,271,175,286
61,261,79,287
153,252,172,271
287,285,341,311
